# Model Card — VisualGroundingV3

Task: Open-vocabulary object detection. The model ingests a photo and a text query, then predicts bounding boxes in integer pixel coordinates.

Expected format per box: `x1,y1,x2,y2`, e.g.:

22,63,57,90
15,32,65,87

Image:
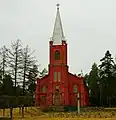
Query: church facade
35,5,89,109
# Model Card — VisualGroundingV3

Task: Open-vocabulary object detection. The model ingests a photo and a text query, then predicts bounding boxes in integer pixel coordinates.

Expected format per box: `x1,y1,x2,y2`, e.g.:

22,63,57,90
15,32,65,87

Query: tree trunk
3,109,5,116
22,105,24,118
10,107,13,119
99,83,102,106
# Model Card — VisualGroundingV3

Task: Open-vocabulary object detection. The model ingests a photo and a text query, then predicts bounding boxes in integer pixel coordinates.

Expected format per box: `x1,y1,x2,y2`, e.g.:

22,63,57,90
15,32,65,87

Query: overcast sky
0,0,116,74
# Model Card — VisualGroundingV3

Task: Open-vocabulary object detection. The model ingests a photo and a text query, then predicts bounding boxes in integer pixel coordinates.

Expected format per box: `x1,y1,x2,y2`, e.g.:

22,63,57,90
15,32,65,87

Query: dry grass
0,107,116,120
14,117,116,120
0,107,45,119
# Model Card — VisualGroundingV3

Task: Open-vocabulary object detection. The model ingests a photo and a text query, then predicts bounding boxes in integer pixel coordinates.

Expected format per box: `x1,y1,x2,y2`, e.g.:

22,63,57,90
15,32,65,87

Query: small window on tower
54,50,60,60
42,86,47,93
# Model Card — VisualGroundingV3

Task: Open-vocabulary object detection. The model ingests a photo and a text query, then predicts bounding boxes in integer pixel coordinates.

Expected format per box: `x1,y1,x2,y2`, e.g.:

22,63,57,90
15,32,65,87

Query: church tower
48,4,69,106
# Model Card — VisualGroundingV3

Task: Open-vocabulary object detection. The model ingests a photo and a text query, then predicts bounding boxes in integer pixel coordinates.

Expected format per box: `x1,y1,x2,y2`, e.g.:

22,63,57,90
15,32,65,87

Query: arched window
54,50,60,60
73,85,78,93
42,86,47,93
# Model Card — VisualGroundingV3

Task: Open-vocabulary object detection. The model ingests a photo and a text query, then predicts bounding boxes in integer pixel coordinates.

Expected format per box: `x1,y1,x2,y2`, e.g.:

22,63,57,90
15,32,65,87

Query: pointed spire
52,4,65,45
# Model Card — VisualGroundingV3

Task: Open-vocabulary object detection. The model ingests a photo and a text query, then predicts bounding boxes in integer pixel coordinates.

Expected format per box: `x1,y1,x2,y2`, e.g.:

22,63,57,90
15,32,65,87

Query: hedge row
0,95,34,109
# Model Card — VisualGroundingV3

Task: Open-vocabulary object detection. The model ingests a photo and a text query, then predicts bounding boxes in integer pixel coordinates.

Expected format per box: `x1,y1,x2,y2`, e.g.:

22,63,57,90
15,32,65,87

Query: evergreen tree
0,45,8,80
84,74,89,86
0,46,8,95
27,65,39,96
99,50,114,79
99,50,115,106
109,57,116,106
0,70,3,95
0,70,2,85
88,63,100,106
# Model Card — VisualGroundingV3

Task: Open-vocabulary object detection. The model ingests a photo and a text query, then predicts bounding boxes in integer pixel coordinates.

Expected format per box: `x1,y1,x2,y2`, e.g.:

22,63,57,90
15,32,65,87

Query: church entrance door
53,89,60,106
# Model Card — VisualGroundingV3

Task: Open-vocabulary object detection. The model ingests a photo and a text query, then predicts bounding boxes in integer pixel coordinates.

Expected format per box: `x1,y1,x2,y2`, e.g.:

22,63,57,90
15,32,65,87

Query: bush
0,95,34,109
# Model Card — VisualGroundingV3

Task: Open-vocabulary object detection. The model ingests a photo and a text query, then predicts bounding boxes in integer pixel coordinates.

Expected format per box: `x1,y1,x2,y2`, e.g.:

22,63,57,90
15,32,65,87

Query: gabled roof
69,72,84,80
37,74,49,82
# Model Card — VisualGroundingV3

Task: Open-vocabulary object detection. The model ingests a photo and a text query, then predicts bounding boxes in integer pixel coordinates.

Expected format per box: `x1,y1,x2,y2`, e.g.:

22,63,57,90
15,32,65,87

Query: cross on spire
56,3,60,9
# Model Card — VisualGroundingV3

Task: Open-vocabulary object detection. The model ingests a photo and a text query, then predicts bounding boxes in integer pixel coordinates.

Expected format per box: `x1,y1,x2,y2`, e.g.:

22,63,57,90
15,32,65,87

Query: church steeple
52,4,65,45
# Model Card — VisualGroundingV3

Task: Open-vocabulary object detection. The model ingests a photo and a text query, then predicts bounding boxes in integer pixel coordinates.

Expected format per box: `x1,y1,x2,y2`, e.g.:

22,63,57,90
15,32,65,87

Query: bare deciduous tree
7,39,22,95
21,45,37,95
0,45,8,80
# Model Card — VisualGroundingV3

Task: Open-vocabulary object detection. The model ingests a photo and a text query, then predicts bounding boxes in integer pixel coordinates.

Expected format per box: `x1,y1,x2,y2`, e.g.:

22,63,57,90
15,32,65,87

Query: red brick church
35,4,89,109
